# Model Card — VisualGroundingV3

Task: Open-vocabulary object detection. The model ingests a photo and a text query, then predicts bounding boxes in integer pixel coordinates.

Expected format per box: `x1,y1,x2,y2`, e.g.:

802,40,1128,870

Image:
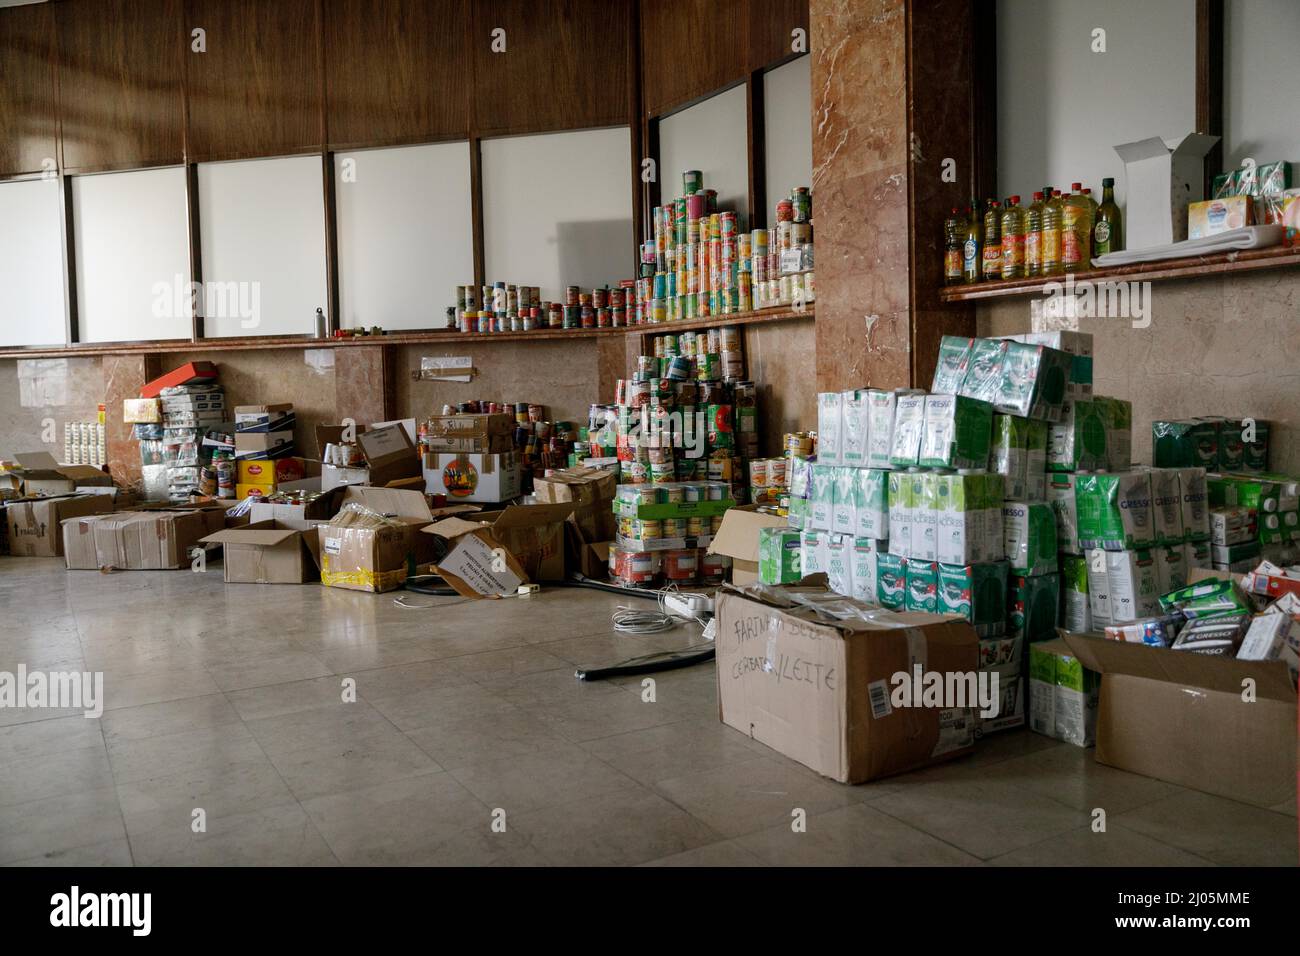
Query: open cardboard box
201,519,324,584
316,420,421,490
423,501,575,595
3,493,114,557
708,504,790,584
317,485,437,593
11,452,114,497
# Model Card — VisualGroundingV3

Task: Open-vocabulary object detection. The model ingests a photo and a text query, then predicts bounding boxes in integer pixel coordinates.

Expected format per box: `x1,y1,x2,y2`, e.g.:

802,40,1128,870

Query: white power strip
663,592,714,620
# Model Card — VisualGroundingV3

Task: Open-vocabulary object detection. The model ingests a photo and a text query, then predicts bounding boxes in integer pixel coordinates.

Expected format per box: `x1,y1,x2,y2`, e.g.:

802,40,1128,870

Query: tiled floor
1,555,1295,867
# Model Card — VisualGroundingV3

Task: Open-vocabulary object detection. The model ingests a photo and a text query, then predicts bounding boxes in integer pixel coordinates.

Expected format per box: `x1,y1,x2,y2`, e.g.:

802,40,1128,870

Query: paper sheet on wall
419,356,474,383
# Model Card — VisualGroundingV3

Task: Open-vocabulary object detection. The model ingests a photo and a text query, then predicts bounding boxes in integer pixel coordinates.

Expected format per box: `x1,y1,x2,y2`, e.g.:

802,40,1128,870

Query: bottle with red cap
1000,196,1026,280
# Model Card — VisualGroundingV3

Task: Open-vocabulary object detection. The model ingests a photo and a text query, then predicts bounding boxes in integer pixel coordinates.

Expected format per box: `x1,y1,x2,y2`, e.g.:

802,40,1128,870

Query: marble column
102,352,160,491
334,344,394,428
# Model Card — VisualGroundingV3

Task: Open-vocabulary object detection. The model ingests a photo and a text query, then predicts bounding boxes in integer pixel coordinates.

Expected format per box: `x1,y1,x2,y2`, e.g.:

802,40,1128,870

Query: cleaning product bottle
1062,182,1093,272
1000,196,1025,280
981,200,1002,281
1093,177,1123,256
961,204,981,284
944,208,962,285
1025,191,1045,278
1041,188,1064,276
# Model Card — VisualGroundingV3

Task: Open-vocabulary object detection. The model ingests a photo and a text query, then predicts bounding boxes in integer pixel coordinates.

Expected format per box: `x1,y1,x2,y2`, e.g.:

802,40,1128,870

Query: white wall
198,156,328,337
1224,0,1300,168
73,167,191,343
335,142,474,330
659,84,750,216
481,127,634,301
0,178,66,347
763,56,813,206
997,0,1197,206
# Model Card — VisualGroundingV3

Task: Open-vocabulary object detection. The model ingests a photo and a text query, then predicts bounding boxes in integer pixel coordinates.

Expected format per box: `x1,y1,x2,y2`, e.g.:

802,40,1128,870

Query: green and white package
939,560,1008,637
1148,467,1185,544
840,391,871,467
920,394,993,469
1177,467,1209,542
1075,471,1155,551
826,533,854,597
1060,554,1091,633
1103,549,1160,623
1021,330,1094,398
800,529,829,577
851,537,882,604
876,553,907,609
1048,397,1106,471
1084,548,1112,627
1047,472,1082,554
831,465,857,536
865,390,897,469
887,470,912,558
1025,419,1049,500
911,471,938,561
1094,395,1132,471
934,472,1004,565
1008,573,1060,642
995,341,1071,422
1154,543,1188,594
958,337,1007,405
1183,538,1211,570
931,336,973,394
888,393,926,468
991,414,1029,499
1003,500,1059,576
1152,419,1218,468
809,463,835,532
816,392,844,465
758,528,802,584
1029,640,1099,746
904,559,939,614
852,467,889,540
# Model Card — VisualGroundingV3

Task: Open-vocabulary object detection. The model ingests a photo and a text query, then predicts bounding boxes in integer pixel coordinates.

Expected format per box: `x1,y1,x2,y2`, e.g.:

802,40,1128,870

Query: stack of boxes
158,383,227,501
420,411,522,503
233,404,296,500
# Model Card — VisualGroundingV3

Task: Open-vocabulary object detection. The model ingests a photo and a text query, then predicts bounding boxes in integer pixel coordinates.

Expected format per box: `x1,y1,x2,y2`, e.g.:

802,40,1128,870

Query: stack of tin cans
452,279,638,334
607,481,735,588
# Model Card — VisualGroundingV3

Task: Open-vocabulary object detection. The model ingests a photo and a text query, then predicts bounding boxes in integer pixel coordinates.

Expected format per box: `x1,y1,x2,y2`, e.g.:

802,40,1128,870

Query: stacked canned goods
450,278,636,334
418,400,580,494
753,187,816,311
606,480,735,588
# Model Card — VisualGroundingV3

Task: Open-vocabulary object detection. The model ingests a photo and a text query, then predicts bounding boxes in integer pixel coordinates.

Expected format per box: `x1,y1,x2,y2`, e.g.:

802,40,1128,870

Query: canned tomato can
662,518,687,538
581,306,596,328
776,199,794,223
592,287,607,309
682,170,703,195
596,308,611,328
663,548,698,582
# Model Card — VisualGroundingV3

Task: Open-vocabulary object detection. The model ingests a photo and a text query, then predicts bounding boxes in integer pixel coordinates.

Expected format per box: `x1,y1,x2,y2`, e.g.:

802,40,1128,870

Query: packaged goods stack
156,382,229,502
63,411,106,467
1194,160,1294,240
419,401,579,498
450,280,639,334
232,404,296,500
608,481,734,588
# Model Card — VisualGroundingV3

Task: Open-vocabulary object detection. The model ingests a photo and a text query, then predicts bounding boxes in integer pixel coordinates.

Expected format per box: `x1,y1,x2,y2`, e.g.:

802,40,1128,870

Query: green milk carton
865,390,897,469
809,463,835,531
1025,419,1049,500
1074,471,1155,551
852,468,889,540
919,394,993,470
800,529,829,577
1047,472,1082,554
831,465,857,535
1148,467,1185,544
938,560,1008,637
911,471,938,562
1243,421,1270,472
876,553,907,609
995,340,1071,422
816,392,844,465
887,470,912,557
958,337,1008,405
931,336,973,394
1028,639,1099,746
888,393,927,468
840,391,872,467
758,528,802,584
1003,500,1059,576
1095,396,1133,470
1048,397,1106,472
1059,554,1091,633
850,537,882,604
904,559,939,614
1008,573,1060,642
991,414,1030,499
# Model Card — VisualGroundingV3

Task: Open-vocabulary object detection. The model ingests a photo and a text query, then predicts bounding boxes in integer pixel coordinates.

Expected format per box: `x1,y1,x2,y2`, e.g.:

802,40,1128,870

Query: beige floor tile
100,667,223,711
226,675,356,722
265,728,443,801
0,744,115,807
0,713,103,762
243,700,398,756
128,803,338,866
581,717,767,786
1116,790,1300,867
736,803,983,866
448,743,641,814
3,837,134,867
990,823,1216,866
640,840,768,867
0,788,127,864
365,683,518,732
100,693,242,746
524,687,699,742
116,753,298,832
446,645,574,682
107,723,264,785
204,649,335,692
404,707,572,770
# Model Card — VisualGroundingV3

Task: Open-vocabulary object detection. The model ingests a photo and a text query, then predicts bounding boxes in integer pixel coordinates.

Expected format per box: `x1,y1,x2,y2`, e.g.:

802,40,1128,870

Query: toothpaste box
816,392,844,465
840,391,872,467
850,537,882,604
1026,418,1049,500
831,466,857,536
1148,467,1185,543
1003,500,1059,576
758,528,803,585
1060,554,1091,632
887,471,912,558
876,552,907,609
809,464,835,531
958,337,1008,406
919,394,993,470
1029,638,1100,746
888,393,927,468
1101,548,1161,624
852,467,889,540
1177,467,1210,541
1094,396,1133,471
995,340,1072,422
931,336,974,394
1152,419,1219,468
991,414,1029,499
1048,472,1082,554
911,472,938,562
904,559,939,613
799,529,830,577
1008,572,1060,642
939,560,1008,637
1020,330,1094,398
1075,471,1155,551
1154,544,1189,593
865,390,897,469
826,533,854,597
1048,397,1106,472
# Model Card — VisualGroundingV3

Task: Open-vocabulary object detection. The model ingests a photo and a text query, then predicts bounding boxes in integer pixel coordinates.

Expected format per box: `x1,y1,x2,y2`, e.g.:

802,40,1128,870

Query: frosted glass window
335,142,474,330
764,56,813,203
481,127,634,301
1225,0,1300,168
659,84,749,216
73,167,191,343
198,156,328,337
0,178,66,347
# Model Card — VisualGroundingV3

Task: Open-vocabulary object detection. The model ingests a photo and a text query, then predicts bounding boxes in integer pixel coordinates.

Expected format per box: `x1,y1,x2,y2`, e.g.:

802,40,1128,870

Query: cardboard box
707,504,789,584
248,484,344,528
537,466,619,572
62,506,226,570
714,584,979,784
426,501,575,583
1188,195,1254,239
1113,133,1220,249
4,494,114,557
418,512,532,598
425,412,514,438
234,404,295,433
10,452,113,497
318,422,422,490
200,519,323,584
1061,631,1296,806
234,431,294,460
123,398,161,424
423,452,522,503
423,432,514,454
317,486,437,593
140,361,218,399
533,466,617,507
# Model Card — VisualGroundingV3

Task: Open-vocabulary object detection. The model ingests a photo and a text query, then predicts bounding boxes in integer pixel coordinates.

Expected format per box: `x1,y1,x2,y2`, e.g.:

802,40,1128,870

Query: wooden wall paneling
1195,0,1224,198
58,174,79,345
640,0,747,118
55,0,185,173
323,0,471,148
469,135,485,292
747,0,809,73
470,0,631,136
322,152,340,334
0,1,57,178
970,0,997,201
185,163,204,339
644,116,661,232
745,70,766,229
184,0,324,161
627,0,645,269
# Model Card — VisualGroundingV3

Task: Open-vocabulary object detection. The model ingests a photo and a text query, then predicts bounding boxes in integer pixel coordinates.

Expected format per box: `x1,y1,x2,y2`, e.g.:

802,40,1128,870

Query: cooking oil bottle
999,196,1025,280
961,204,981,284
1041,188,1064,276
1093,177,1123,256
943,208,962,285
1062,182,1094,272
981,199,1002,281
1024,191,1045,278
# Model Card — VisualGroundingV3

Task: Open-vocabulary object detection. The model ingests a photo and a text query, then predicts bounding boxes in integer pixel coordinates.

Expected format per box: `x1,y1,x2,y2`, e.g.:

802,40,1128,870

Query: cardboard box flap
708,506,788,563
421,516,490,540
357,422,418,469
1060,632,1295,703
14,450,61,472
315,424,346,449
200,524,301,547
1114,136,1175,165
429,504,482,520
1172,132,1220,159
434,526,529,599
485,501,576,530
337,485,433,522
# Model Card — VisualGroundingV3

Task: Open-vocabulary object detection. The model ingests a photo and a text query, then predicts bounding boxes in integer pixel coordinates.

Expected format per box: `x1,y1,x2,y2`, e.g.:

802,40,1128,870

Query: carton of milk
1148,467,1185,544
995,341,1072,422
1008,573,1061,642
817,392,844,465
1026,419,1049,500
931,336,974,394
958,338,1007,406
1021,330,1094,398
1004,500,1059,576
800,529,830,577
1075,471,1155,551
840,391,872,467
1048,398,1106,472
1060,554,1091,633
1048,472,1082,554
938,560,1009,637
889,393,927,468
1154,543,1189,593
991,414,1029,499
876,553,907,609
1176,467,1210,541
1184,538,1211,570
865,390,897,469
934,472,1003,565
911,472,939,562
831,466,857,535
825,533,854,597
1094,396,1133,471
809,464,835,531
904,559,939,614
850,537,882,604
919,394,993,470
852,468,889,540
1085,548,1113,627
887,471,912,558
1102,548,1161,624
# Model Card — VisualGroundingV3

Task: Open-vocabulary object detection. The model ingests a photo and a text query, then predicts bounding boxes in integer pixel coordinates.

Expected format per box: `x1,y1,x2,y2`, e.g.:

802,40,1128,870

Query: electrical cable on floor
610,604,677,634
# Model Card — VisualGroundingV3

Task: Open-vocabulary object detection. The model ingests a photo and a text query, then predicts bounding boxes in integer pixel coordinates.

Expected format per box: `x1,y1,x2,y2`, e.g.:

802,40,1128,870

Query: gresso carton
1075,471,1155,551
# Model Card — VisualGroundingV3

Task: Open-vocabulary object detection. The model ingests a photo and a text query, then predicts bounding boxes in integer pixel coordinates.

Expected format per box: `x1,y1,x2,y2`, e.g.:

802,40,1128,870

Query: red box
140,361,218,399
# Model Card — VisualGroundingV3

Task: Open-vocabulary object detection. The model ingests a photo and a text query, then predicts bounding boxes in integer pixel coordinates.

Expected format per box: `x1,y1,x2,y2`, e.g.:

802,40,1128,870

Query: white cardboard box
1113,133,1219,250
423,452,521,503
